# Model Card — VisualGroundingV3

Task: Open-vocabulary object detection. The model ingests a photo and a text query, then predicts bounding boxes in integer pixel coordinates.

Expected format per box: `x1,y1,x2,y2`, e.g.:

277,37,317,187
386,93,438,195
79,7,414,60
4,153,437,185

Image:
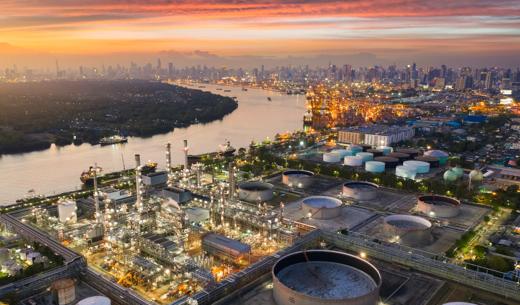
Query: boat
219,141,236,156
267,97,272,102
99,135,128,146
80,165,103,186
216,88,223,91
224,89,231,92
242,88,248,91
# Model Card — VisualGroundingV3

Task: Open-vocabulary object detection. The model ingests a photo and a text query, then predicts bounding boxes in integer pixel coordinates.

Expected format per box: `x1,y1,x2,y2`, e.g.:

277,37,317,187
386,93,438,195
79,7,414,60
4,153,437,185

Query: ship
241,88,248,91
80,166,103,186
267,97,272,102
219,141,236,156
99,135,128,146
224,89,231,92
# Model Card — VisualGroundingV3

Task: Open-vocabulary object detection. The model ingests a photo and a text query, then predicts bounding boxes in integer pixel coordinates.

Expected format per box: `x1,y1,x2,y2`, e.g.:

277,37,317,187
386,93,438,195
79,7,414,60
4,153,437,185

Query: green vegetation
0,80,237,154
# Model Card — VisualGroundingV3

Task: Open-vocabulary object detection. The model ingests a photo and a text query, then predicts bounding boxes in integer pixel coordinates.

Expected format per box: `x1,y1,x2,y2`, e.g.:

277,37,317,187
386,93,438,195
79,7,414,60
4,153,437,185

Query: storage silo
332,149,353,158
395,148,420,158
52,278,76,305
443,169,458,182
383,214,433,247
365,161,385,173
238,181,274,202
402,160,430,174
344,156,364,167
356,152,374,162
373,156,399,169
395,165,417,180
361,144,373,152
377,146,393,155
57,200,77,224
282,170,314,188
272,250,381,305
77,296,111,305
452,167,464,178
323,152,342,163
414,155,440,168
417,195,461,218
342,182,379,200
301,196,342,219
424,150,449,165
366,149,384,157
469,169,483,182
387,152,411,162
348,145,363,154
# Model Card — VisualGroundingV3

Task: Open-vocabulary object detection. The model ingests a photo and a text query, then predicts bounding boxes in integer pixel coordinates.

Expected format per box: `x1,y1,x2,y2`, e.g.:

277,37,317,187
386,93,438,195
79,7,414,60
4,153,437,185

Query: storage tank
356,152,374,162
395,148,420,158
387,152,411,162
52,278,76,305
282,170,314,188
366,149,384,157
361,144,373,152
383,215,433,247
469,169,484,182
348,145,363,154
342,182,379,201
417,195,461,218
424,150,449,165
376,146,393,155
365,161,385,173
301,196,342,219
57,200,77,224
452,167,464,178
373,156,399,169
443,303,477,305
77,296,111,305
323,152,342,163
443,169,459,182
344,156,364,167
414,155,440,168
395,165,417,180
272,250,381,305
0,248,9,264
238,181,274,202
402,160,430,174
331,149,353,158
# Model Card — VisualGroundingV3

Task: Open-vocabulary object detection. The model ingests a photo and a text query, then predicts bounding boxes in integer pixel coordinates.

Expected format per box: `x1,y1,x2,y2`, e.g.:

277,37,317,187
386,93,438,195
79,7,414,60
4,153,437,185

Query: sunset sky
1,0,520,67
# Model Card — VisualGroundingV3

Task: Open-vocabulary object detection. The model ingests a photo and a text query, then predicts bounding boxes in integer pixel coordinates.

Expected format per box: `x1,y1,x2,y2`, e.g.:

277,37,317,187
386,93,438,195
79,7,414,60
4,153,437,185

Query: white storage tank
383,215,433,247
348,145,363,154
417,195,461,218
342,182,379,201
301,196,342,220
77,296,111,305
238,181,274,202
395,165,417,180
282,170,314,188
323,152,341,163
377,146,393,155
331,149,353,158
424,150,449,165
402,160,430,174
57,200,77,224
344,156,363,167
356,152,374,162
365,161,385,173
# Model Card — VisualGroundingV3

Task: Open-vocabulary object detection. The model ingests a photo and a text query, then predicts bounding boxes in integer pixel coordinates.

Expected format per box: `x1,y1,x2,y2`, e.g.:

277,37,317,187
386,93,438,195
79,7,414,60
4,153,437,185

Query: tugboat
242,88,248,91
80,165,103,186
267,97,272,102
219,141,236,156
99,135,128,146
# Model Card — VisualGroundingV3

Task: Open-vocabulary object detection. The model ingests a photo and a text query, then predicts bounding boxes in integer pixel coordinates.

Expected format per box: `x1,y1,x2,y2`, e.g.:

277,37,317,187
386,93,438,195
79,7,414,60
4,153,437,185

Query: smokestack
183,140,189,171
228,162,235,200
135,154,142,212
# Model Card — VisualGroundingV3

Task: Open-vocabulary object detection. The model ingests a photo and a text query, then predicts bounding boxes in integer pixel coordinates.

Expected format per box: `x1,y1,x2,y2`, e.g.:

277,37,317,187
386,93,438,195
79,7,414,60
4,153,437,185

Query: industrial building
202,233,251,263
338,125,415,147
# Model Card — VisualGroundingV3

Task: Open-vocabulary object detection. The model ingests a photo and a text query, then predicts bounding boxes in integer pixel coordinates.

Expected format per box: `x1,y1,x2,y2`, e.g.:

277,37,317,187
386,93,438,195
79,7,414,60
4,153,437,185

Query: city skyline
1,0,520,68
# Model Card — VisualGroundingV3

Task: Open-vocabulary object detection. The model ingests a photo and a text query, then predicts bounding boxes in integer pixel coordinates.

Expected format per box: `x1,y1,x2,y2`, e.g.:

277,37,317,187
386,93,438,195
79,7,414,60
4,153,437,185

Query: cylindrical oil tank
383,215,433,247
342,182,379,200
402,160,430,174
344,156,364,167
365,161,385,173
395,165,417,180
452,167,464,178
77,296,111,305
417,195,461,218
301,196,342,219
443,169,459,182
356,152,374,162
238,181,274,202
374,156,399,169
414,155,440,168
469,169,483,182
331,149,353,158
282,170,314,188
58,200,77,224
323,152,342,163
52,278,76,305
348,145,363,154
361,144,373,152
0,248,9,264
366,149,384,157
387,152,411,162
424,150,449,165
272,250,381,305
377,146,393,155
396,148,420,158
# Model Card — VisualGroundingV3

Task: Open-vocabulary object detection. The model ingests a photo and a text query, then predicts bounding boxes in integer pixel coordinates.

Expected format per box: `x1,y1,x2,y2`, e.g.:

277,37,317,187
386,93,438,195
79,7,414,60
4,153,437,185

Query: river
0,84,306,205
